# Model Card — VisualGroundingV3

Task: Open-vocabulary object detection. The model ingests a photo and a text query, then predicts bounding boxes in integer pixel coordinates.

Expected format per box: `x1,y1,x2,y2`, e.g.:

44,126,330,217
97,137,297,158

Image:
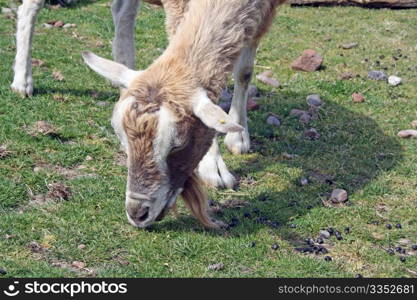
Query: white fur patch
111,96,136,151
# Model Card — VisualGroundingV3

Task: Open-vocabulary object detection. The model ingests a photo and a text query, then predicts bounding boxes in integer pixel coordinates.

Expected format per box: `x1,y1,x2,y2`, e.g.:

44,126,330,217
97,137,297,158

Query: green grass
1,0,416,278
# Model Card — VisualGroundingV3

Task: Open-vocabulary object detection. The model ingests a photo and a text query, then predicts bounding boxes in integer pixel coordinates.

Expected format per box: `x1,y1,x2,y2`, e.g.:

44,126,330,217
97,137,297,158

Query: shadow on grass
148,90,403,245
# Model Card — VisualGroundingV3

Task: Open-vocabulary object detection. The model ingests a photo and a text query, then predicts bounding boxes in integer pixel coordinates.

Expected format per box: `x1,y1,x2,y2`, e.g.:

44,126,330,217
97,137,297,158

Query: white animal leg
198,136,236,189
224,45,257,155
11,0,45,97
111,0,141,68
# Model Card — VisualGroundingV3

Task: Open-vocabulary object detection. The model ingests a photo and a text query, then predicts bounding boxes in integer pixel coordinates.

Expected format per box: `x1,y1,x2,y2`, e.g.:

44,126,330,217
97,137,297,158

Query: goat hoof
198,152,236,189
224,130,250,155
11,81,33,97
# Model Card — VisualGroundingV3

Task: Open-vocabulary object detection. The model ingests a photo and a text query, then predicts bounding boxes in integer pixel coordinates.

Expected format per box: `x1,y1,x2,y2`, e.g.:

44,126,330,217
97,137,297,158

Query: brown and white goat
83,0,286,228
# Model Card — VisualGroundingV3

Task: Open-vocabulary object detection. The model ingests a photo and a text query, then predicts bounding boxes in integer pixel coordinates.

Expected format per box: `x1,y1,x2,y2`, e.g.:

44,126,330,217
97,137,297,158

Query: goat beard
180,173,220,229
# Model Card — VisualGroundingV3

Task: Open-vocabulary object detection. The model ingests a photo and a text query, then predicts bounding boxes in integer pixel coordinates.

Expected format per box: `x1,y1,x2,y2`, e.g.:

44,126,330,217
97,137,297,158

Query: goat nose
136,206,149,222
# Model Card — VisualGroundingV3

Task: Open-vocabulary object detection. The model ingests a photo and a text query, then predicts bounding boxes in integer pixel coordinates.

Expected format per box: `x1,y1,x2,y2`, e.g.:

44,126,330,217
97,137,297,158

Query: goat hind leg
224,45,257,155
11,0,45,97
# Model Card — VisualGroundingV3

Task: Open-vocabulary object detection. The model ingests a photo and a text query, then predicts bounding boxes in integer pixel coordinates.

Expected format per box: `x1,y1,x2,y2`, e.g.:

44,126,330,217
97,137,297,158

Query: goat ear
82,51,141,88
192,90,244,133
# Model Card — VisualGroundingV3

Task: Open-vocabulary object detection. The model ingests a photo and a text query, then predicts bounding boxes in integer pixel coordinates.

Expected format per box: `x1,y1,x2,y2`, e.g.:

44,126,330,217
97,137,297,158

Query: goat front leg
198,136,236,189
11,0,45,97
224,45,257,155
111,0,141,68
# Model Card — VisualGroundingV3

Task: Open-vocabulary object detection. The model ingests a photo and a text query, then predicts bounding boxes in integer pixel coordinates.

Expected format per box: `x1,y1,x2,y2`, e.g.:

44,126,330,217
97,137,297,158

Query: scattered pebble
388,75,402,86
300,178,309,186
72,261,86,269
247,98,260,111
243,212,251,218
304,128,320,140
396,223,402,229
250,241,256,247
0,268,6,275
291,49,323,72
299,112,312,124
290,109,307,117
344,227,350,234
411,245,417,251
355,274,363,278
266,114,281,127
330,189,348,203
340,42,358,49
248,85,259,98
96,101,109,107
400,257,406,263
368,70,387,81
327,228,335,235
386,224,392,230
208,263,224,271
306,94,323,107
271,243,279,250
256,70,280,87
397,130,417,139
352,93,365,103
319,230,331,239
289,223,297,228
334,230,343,240
78,244,86,250
387,249,395,255
324,256,332,261
316,237,324,244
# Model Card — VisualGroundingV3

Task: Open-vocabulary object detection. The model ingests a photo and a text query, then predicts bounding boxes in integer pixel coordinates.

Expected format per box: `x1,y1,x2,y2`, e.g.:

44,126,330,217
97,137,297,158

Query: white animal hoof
198,152,236,189
224,130,250,155
11,81,33,97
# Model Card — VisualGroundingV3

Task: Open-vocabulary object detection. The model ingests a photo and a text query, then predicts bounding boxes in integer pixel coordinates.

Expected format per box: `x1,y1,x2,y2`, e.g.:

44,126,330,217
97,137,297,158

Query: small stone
395,223,402,229
334,231,343,240
243,212,251,218
248,85,259,98
319,230,330,239
411,245,417,251
250,241,256,247
305,238,315,246
208,263,224,271
304,128,320,140
352,93,365,103
271,243,279,250
387,249,395,255
355,274,363,278
291,49,323,72
344,227,350,234
330,189,348,203
72,261,86,269
78,244,86,250
299,113,312,124
397,130,417,139
386,224,392,230
300,178,309,186
290,109,307,117
0,268,6,275
340,42,358,49
327,228,335,235
400,257,406,263
324,256,332,261
388,75,402,86
316,237,324,244
96,101,109,107
247,98,260,111
289,223,297,228
266,114,281,127
256,71,279,88
306,94,323,107
368,70,387,81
